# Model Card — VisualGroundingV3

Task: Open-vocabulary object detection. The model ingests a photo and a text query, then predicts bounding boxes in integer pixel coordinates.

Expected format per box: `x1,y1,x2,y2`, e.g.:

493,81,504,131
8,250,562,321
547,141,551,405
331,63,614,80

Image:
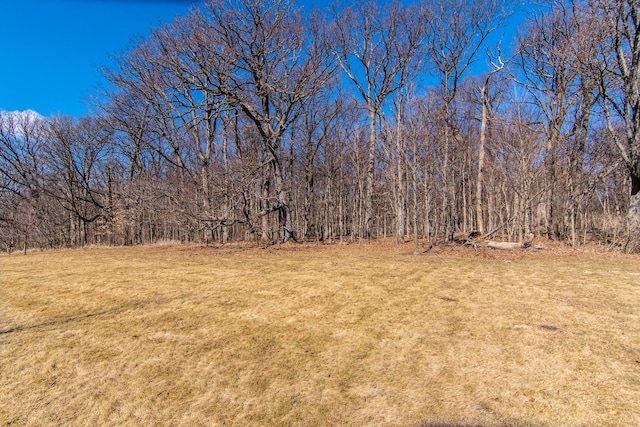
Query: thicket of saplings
1,0,639,253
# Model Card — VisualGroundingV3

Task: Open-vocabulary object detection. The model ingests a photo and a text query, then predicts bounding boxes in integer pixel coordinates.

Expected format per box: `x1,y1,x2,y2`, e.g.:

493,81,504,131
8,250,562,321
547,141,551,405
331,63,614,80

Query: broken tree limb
481,223,504,240
487,241,525,250
486,238,543,251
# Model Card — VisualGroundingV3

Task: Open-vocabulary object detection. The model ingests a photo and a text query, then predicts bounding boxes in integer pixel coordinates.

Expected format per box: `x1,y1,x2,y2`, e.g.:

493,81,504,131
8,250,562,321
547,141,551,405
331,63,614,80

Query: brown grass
1,243,639,426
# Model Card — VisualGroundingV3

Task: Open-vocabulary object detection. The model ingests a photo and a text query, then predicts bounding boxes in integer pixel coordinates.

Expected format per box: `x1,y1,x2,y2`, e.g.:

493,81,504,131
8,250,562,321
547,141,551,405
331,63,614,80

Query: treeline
1,0,639,253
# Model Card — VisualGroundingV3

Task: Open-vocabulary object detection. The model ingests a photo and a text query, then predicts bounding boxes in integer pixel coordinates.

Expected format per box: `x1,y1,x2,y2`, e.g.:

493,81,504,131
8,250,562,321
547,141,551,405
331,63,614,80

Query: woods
1,0,639,252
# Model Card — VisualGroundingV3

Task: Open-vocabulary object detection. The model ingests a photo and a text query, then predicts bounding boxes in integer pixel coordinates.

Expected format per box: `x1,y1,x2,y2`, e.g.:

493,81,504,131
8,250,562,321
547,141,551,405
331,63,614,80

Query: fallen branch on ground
486,240,543,251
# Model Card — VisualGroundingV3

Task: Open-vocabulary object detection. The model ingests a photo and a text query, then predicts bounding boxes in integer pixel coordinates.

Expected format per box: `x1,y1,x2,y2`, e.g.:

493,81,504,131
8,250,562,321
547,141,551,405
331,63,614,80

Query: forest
1,0,639,252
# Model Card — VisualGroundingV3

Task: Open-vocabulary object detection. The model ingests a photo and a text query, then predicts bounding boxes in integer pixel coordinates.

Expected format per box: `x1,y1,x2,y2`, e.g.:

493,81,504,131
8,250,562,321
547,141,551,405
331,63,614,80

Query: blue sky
1,0,532,118
1,0,200,117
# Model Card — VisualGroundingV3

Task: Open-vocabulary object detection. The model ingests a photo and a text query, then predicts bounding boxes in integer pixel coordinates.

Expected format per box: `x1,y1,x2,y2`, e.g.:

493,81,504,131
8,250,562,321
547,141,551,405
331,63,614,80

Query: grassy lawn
1,243,639,426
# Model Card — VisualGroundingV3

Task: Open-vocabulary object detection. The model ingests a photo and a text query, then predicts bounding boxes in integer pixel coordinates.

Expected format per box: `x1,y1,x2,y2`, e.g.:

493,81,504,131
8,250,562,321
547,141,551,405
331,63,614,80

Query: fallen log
486,240,543,250
487,241,524,250
451,225,504,249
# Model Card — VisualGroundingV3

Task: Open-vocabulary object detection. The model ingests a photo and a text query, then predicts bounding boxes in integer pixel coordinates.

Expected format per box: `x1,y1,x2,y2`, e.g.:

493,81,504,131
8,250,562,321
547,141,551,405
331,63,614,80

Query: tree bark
365,105,376,239
395,105,406,244
476,85,487,235
630,172,640,223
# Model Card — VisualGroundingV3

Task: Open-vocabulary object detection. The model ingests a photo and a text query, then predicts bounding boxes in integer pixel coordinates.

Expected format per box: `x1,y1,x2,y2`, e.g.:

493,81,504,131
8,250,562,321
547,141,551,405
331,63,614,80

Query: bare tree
104,37,192,180
297,89,343,241
149,15,230,239
199,0,334,242
476,52,505,235
493,96,547,241
5,0,638,252
44,116,112,246
592,0,640,242
0,111,45,204
0,111,47,252
517,4,581,239
423,0,506,241
330,0,426,239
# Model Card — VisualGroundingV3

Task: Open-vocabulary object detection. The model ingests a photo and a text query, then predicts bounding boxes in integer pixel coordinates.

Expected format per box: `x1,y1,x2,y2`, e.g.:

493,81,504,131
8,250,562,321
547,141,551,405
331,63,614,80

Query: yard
1,243,639,426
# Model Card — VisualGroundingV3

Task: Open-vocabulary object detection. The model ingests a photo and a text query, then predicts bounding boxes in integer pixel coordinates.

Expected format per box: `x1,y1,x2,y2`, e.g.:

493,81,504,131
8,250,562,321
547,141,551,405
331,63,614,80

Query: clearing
1,243,639,426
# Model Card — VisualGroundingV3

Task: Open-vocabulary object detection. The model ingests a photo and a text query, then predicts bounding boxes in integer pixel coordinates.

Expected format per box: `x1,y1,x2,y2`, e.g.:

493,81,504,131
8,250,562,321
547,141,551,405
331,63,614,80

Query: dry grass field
1,242,639,426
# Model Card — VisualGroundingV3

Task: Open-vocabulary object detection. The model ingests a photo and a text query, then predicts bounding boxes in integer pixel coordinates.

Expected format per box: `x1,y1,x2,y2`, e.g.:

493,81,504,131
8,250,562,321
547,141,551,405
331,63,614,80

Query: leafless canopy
2,0,640,252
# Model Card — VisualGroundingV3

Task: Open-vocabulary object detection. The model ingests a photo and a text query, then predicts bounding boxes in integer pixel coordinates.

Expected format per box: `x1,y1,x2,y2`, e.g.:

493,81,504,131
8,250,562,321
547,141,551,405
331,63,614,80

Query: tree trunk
441,129,450,241
304,134,314,241
365,105,376,239
272,155,292,243
395,109,405,244
545,132,557,239
476,85,487,235
413,137,420,254
630,172,640,223
261,169,270,242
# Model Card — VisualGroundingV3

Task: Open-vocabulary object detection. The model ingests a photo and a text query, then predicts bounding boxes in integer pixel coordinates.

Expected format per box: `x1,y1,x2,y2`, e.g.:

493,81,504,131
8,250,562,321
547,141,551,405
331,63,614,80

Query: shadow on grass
0,297,168,335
